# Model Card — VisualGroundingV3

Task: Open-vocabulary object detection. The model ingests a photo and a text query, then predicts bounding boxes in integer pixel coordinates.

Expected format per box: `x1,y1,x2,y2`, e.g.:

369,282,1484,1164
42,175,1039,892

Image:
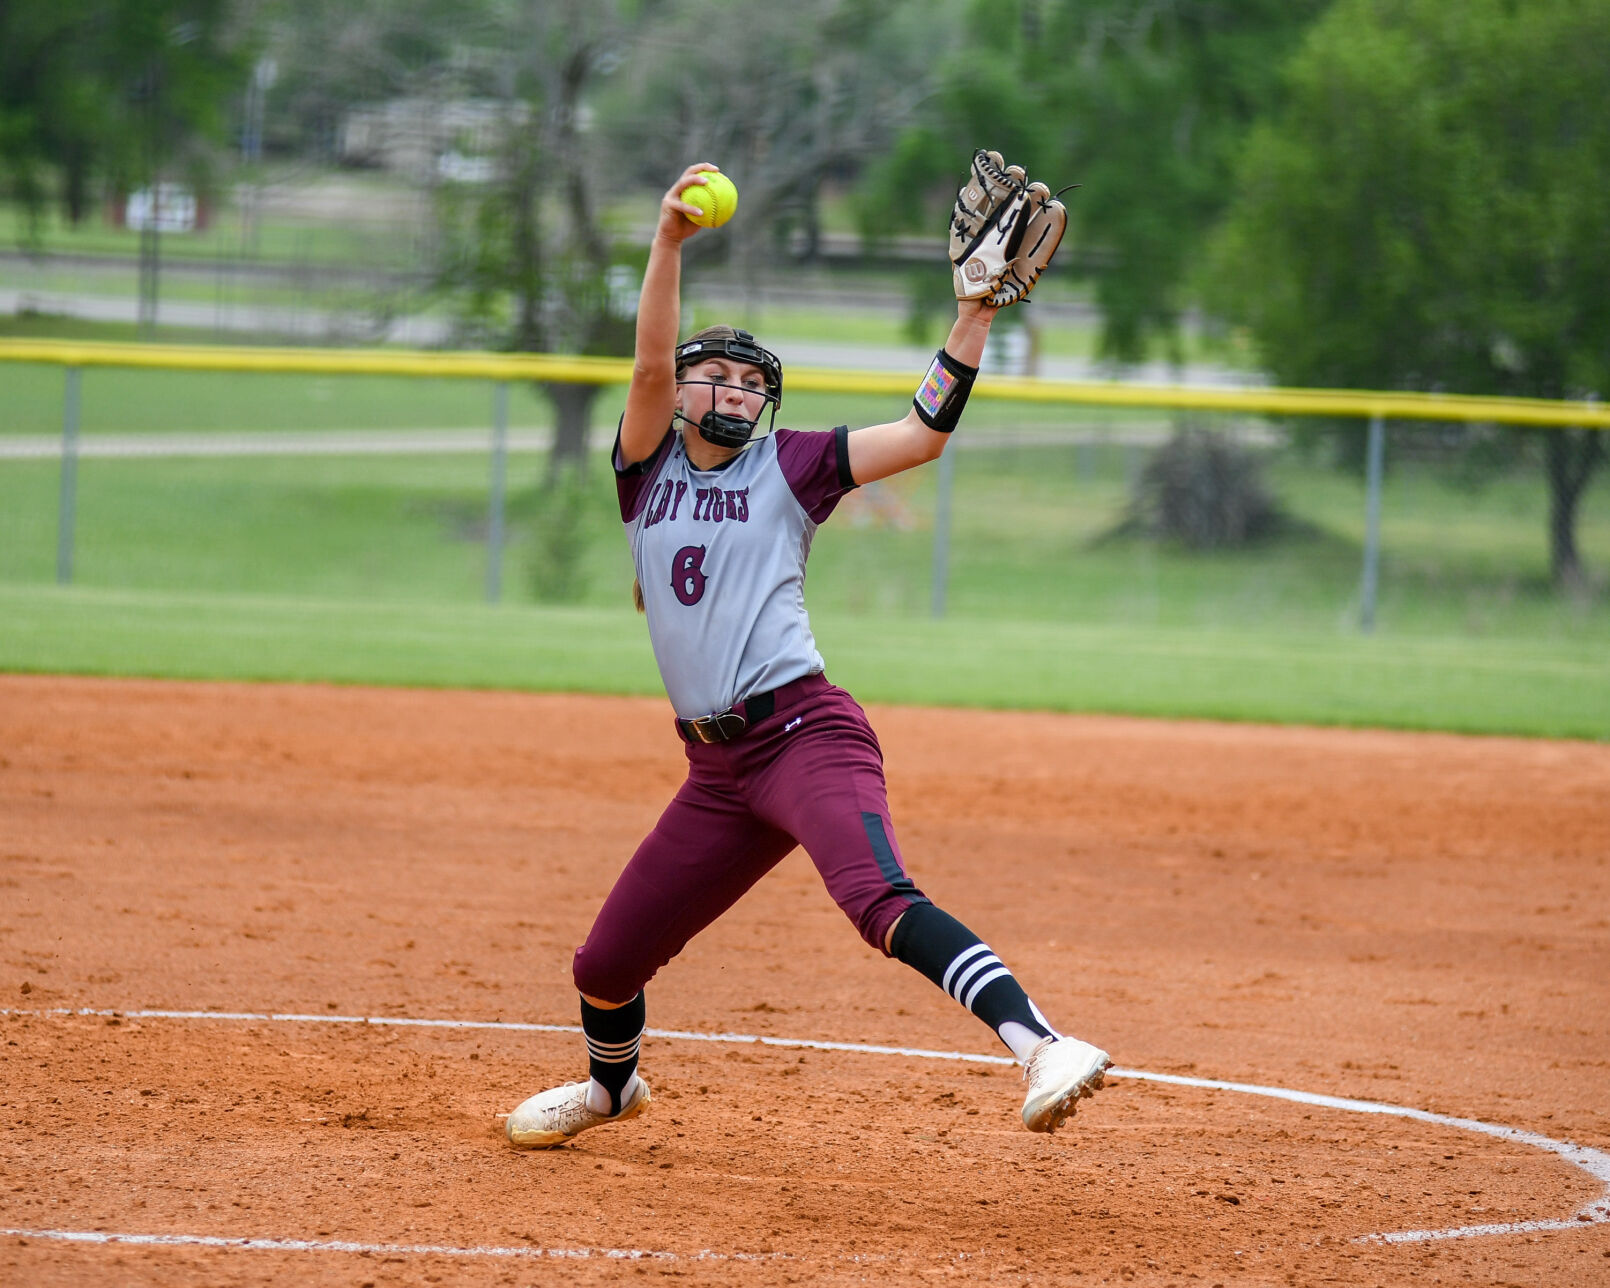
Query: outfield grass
0,187,423,269
3,436,1603,627
0,583,1603,739
2,357,566,435
1,347,1170,438
4,315,1605,737
1,426,1605,738
682,295,1247,369
0,312,267,348
0,258,429,310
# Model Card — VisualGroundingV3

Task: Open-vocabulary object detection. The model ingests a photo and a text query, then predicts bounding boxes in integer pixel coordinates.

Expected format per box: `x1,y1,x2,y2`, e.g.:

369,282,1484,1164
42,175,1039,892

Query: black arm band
912,348,978,434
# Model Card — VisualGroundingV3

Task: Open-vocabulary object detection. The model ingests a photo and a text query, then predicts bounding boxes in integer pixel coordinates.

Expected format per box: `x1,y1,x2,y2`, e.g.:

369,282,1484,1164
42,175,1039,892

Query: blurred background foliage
0,0,1605,618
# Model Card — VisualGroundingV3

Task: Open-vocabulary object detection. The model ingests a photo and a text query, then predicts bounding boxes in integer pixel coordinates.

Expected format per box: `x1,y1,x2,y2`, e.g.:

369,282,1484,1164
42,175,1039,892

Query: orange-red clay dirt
2,675,1607,1286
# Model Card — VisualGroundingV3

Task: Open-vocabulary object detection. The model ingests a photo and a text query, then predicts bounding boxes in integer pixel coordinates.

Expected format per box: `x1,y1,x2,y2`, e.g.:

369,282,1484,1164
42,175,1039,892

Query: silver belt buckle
689,710,746,743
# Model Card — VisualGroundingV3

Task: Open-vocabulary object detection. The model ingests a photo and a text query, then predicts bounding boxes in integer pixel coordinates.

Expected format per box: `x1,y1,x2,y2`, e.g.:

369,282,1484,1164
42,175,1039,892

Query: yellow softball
685,171,738,228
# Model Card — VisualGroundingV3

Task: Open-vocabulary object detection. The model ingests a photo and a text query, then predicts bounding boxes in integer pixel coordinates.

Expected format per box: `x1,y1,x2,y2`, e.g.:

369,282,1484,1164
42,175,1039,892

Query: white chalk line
0,1226,791,1264
5,1006,1608,1251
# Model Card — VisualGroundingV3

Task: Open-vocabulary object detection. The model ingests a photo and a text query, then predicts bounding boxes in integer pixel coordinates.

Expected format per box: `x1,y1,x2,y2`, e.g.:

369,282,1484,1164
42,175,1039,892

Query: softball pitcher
506,153,1109,1148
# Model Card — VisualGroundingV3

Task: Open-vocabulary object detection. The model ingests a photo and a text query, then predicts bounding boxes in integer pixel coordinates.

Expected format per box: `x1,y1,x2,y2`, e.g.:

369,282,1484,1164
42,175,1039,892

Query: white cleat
1020,1037,1110,1133
505,1077,651,1149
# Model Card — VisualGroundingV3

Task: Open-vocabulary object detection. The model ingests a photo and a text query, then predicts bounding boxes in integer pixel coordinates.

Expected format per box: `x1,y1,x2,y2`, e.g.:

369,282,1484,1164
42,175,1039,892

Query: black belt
676,689,777,745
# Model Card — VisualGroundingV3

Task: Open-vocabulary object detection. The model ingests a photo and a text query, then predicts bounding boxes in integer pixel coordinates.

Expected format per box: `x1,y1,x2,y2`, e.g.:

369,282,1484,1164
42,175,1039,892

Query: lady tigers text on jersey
615,424,855,720
639,479,751,528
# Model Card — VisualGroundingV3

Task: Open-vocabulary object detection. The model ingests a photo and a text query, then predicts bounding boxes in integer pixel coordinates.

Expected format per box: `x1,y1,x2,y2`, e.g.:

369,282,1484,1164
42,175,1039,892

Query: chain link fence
2,342,1607,642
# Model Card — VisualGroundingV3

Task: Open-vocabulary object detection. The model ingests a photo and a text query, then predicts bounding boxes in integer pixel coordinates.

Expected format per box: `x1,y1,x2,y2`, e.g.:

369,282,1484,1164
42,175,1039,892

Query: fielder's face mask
673,329,783,450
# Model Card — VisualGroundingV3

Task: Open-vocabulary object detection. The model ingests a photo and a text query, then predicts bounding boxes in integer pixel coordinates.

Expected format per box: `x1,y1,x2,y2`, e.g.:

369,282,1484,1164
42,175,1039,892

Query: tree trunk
508,137,543,352
542,380,600,485
62,148,92,225
1544,427,1603,591
795,186,822,263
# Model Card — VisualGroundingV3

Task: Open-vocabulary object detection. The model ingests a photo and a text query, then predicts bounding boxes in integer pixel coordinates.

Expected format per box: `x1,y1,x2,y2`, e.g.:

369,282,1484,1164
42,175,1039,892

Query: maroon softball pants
572,673,927,1003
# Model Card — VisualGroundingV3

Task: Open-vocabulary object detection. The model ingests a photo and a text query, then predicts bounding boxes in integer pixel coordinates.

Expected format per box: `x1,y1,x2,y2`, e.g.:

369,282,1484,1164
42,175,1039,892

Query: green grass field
1,422,1605,737
0,312,252,348
0,183,425,269
4,306,1605,739
682,294,1246,368
1,353,566,435
1,584,1603,739
0,342,1174,437
7,432,1602,626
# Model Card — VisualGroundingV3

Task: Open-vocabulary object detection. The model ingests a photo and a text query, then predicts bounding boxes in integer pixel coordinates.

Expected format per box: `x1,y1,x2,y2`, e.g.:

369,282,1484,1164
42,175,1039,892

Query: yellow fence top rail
2,336,1606,429
0,337,627,384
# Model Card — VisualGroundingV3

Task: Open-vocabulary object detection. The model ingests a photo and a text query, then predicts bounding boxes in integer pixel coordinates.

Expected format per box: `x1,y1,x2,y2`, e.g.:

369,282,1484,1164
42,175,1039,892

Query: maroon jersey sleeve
775,426,857,523
614,417,675,521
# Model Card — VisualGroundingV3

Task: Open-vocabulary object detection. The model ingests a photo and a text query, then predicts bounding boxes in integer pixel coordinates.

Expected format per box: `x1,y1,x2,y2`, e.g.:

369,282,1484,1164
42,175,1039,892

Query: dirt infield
2,674,1607,1286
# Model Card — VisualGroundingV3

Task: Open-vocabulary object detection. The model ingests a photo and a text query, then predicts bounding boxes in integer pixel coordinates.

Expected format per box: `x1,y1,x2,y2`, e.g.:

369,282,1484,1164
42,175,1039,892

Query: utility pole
240,58,277,257
135,60,163,336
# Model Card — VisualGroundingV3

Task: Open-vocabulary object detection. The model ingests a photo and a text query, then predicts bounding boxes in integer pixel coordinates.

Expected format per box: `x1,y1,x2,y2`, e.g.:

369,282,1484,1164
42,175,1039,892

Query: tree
432,0,638,484
0,2,243,232
0,7,103,225
1053,0,1330,362
435,0,947,483
1207,0,1610,589
599,0,950,274
855,0,1328,363
251,0,495,160
1,1,245,336
850,1,1072,262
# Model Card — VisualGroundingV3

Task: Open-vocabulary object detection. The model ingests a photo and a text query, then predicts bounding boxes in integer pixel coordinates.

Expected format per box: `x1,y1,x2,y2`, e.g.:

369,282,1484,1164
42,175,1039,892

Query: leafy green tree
1054,0,1330,362
856,0,1327,362
1,0,245,337
0,1,243,232
0,7,102,224
1207,0,1610,589
851,0,1065,255
432,0,639,482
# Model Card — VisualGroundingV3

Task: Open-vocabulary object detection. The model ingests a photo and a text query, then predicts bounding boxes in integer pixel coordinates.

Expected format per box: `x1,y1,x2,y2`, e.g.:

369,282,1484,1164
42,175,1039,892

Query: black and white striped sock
580,991,645,1115
890,903,1057,1060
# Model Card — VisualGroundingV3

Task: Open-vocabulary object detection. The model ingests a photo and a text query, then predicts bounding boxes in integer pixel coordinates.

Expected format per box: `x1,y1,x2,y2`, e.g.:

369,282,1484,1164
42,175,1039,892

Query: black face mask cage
672,380,782,449
673,328,784,450
674,329,784,404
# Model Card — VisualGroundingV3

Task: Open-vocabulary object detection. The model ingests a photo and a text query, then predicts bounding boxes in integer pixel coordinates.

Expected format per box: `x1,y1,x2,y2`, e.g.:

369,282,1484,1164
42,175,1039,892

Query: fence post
1359,412,1385,633
930,439,956,618
486,380,509,604
56,366,82,585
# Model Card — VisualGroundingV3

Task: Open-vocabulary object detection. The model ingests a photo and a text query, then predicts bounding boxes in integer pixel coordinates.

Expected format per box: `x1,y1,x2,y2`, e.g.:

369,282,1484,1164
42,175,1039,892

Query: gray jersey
616,425,856,720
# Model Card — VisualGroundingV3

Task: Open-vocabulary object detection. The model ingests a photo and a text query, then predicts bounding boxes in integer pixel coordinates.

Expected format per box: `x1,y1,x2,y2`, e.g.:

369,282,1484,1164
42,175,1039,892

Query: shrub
1125,424,1286,549
524,466,593,602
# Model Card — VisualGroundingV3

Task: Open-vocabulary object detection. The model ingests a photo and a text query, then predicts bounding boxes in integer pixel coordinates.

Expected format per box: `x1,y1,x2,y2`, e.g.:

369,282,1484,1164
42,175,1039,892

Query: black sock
890,903,1055,1053
580,991,645,1115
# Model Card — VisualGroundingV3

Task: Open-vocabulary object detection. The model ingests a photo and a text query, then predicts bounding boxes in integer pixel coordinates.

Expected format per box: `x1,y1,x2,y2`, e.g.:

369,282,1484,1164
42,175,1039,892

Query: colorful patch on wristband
916,359,959,419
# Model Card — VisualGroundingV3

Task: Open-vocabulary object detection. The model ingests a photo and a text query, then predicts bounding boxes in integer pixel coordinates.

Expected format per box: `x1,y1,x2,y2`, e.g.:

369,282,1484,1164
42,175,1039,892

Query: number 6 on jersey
672,545,708,606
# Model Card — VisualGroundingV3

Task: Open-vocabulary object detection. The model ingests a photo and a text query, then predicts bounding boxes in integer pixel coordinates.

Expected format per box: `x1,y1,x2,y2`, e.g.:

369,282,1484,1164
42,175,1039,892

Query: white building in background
338,98,531,182
118,183,204,233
